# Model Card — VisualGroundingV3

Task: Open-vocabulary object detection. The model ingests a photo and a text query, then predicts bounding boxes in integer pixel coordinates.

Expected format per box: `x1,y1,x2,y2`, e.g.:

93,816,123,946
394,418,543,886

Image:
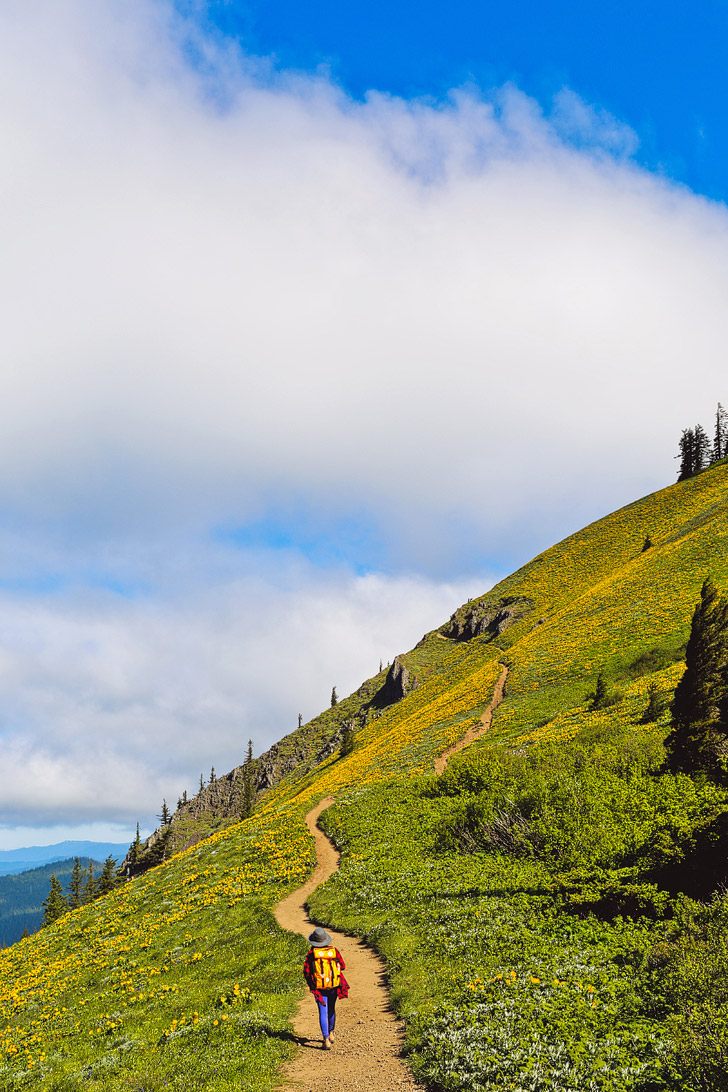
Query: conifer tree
42,874,68,926
666,578,728,775
210,766,216,784
713,402,728,463
157,799,171,825
20,926,30,940
98,855,117,896
128,822,141,868
677,428,696,481
84,860,97,903
182,789,188,805
199,773,205,794
298,713,303,728
241,738,255,819
68,857,85,909
331,686,338,707
694,424,711,473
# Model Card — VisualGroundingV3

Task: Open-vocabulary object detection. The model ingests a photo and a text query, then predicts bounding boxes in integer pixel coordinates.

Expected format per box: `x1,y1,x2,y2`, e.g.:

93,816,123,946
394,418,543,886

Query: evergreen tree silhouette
157,799,171,825
666,578,728,775
242,739,255,818
331,686,338,707
677,428,695,481
68,857,85,909
98,855,118,896
84,860,97,903
694,424,711,472
713,402,728,462
42,874,68,926
128,822,141,868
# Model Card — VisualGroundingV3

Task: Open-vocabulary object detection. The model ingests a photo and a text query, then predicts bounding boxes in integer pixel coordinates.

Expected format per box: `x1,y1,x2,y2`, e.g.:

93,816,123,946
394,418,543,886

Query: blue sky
0,0,726,847
200,0,728,200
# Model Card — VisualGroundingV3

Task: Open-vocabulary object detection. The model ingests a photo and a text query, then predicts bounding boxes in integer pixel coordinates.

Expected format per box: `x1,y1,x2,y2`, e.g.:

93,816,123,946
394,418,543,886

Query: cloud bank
0,0,727,838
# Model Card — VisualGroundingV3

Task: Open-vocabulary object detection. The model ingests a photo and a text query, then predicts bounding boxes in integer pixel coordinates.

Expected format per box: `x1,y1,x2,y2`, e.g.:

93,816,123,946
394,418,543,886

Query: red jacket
303,946,349,1002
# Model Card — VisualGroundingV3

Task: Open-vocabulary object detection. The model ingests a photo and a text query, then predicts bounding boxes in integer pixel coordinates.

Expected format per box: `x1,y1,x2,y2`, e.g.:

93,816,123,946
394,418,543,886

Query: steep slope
1,460,727,1091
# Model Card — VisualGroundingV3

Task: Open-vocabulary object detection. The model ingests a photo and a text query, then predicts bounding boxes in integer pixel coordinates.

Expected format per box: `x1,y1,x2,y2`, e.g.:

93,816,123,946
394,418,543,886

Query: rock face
442,596,533,642
369,655,418,710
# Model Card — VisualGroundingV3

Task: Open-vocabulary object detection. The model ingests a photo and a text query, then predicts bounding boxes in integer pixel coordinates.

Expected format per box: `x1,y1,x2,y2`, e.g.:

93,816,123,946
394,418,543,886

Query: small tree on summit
241,739,255,819
694,424,711,473
713,402,728,462
677,428,696,481
666,578,728,777
330,686,338,707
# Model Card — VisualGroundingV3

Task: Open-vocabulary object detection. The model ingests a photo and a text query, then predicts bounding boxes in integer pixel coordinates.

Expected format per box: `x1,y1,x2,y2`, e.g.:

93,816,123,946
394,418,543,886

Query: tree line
42,855,121,927
676,402,727,480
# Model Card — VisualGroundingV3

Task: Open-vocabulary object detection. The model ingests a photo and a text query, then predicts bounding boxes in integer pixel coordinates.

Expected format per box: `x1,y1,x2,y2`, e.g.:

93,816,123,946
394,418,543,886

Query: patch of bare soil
273,798,422,1091
433,662,509,775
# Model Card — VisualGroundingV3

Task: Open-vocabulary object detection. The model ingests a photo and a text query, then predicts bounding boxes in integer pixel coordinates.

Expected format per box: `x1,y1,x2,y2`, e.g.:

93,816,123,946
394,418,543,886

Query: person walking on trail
303,926,349,1050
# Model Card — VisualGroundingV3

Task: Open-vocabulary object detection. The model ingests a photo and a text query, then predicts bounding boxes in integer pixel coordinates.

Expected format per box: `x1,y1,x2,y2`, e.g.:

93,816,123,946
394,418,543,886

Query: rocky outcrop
369,655,418,710
442,596,533,642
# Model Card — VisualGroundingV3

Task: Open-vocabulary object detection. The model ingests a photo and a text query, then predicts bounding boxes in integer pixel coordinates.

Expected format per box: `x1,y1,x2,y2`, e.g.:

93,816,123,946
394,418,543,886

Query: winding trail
273,665,508,1089
433,662,509,774
274,798,422,1091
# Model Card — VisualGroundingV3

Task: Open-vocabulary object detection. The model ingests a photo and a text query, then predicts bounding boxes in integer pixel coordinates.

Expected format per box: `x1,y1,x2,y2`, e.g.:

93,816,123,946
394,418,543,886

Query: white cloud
0,0,724,562
0,541,484,839
0,0,726,835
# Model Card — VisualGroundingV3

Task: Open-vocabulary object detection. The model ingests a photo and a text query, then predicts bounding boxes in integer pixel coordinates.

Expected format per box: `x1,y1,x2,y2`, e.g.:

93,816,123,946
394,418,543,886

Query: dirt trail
274,797,422,1091
433,662,509,774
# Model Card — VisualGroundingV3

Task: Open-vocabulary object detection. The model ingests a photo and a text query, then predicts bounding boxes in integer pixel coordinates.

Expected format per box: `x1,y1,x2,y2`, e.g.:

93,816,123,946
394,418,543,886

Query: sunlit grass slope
2,460,727,1090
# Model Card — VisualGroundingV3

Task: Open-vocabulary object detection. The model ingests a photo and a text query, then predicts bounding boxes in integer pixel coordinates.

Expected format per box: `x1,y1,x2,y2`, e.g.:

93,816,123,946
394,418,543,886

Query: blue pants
316,989,337,1039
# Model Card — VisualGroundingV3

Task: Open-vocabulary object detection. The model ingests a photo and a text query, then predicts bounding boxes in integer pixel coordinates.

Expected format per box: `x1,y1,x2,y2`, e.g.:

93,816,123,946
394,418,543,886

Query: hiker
303,926,349,1049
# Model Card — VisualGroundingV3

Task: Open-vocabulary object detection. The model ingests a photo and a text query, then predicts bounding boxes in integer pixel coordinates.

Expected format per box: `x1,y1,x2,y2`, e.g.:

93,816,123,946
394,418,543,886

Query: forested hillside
2,459,728,1091
0,860,100,949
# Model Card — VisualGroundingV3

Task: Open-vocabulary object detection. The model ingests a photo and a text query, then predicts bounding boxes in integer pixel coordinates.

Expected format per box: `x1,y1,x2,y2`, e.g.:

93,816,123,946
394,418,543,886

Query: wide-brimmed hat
308,926,333,946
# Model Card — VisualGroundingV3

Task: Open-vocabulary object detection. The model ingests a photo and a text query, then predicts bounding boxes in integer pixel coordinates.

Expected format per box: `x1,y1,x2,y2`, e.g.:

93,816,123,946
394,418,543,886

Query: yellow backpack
312,946,341,990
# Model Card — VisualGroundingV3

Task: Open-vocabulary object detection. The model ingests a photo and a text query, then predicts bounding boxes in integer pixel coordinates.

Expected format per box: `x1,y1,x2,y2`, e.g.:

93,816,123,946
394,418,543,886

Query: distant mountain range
0,841,130,877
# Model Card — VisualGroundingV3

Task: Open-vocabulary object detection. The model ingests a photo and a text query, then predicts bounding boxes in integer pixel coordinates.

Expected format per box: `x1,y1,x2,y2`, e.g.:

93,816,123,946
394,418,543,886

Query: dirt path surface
433,662,509,774
274,797,422,1092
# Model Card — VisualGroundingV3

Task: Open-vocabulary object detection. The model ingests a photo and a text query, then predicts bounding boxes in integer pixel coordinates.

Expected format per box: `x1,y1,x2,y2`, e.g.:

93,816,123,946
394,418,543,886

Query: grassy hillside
2,461,728,1090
